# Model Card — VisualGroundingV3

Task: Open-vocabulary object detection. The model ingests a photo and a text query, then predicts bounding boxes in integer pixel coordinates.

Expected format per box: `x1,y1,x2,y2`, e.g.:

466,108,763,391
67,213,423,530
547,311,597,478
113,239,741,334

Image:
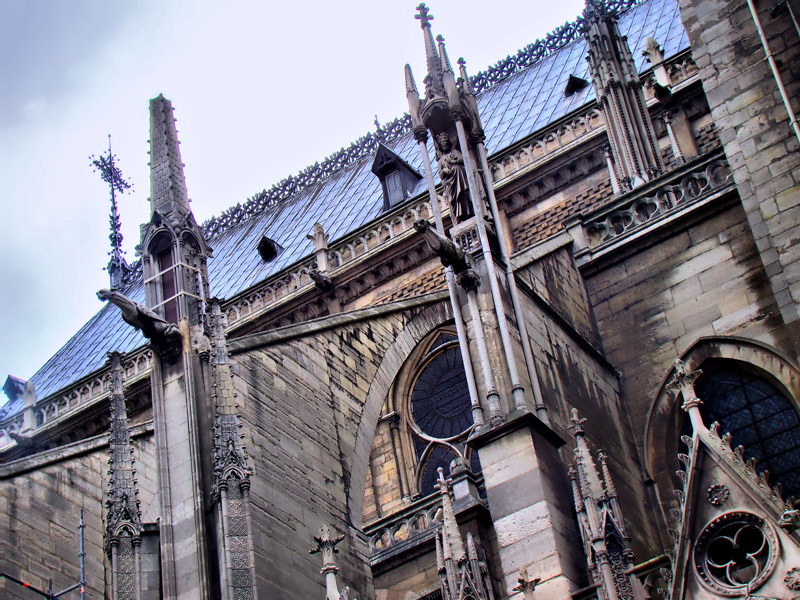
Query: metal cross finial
91,135,133,290
415,3,433,27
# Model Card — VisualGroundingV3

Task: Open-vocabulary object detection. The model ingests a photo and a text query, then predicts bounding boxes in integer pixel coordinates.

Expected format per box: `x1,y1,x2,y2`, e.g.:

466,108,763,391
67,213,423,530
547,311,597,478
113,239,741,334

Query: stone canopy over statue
435,132,473,223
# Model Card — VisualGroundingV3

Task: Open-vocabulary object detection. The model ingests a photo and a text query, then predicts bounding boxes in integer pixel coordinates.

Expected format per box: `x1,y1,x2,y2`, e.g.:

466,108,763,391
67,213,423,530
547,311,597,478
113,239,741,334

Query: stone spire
583,0,663,190
209,300,252,490
416,4,445,101
568,409,642,600
208,300,256,599
434,467,495,600
149,94,190,217
104,351,143,596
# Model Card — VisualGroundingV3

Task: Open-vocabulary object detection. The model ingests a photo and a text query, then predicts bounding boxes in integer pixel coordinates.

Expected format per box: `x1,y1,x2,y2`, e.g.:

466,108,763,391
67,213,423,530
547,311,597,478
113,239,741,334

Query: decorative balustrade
364,495,442,557
328,199,434,269
225,197,434,328
580,152,732,249
0,350,153,448
490,109,604,183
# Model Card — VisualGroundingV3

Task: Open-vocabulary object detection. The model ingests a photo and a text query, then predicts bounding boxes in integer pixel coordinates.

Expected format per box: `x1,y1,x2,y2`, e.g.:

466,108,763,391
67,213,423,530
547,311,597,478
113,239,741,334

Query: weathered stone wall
519,244,601,348
231,297,454,599
678,0,800,353
0,428,159,599
586,201,788,446
362,416,406,524
517,282,662,561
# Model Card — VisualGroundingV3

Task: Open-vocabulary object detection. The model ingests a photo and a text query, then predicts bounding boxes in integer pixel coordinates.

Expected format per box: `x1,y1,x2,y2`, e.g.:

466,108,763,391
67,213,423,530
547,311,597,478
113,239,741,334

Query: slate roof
1,0,689,415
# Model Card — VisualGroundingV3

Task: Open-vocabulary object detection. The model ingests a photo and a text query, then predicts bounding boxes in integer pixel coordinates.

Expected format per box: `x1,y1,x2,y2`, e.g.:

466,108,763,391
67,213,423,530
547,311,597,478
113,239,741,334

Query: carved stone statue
97,289,183,360
436,133,473,223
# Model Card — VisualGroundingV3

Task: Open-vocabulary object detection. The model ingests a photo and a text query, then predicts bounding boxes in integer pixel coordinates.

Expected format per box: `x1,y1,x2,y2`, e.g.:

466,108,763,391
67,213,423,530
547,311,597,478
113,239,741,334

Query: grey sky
0,0,584,395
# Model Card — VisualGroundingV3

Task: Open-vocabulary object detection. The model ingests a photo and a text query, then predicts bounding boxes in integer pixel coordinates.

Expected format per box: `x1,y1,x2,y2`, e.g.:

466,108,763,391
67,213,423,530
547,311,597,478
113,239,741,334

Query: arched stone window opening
644,337,800,545
689,361,800,497
361,326,483,525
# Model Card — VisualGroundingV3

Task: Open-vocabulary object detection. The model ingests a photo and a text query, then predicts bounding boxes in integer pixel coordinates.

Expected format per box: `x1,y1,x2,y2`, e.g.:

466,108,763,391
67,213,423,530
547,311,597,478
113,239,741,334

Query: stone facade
2,0,800,599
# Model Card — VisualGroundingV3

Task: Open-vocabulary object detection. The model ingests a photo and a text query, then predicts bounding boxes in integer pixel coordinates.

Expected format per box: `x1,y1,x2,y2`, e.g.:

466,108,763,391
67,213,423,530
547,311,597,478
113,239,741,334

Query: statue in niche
436,133,473,223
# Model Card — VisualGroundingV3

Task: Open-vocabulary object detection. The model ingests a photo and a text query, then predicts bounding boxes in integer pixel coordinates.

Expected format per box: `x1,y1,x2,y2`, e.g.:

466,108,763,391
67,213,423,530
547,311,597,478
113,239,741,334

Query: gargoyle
97,289,183,361
414,220,469,273
309,268,334,293
778,508,800,533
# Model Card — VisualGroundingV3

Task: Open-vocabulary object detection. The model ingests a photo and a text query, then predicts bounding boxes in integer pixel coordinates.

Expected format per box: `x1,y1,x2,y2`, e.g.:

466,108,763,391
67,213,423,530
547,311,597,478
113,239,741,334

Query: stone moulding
571,149,733,264
0,350,153,451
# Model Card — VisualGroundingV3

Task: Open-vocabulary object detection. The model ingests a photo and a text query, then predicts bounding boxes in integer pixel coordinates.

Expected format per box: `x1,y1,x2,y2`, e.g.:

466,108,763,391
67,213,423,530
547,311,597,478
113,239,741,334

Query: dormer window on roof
257,235,283,262
564,74,589,96
371,143,422,212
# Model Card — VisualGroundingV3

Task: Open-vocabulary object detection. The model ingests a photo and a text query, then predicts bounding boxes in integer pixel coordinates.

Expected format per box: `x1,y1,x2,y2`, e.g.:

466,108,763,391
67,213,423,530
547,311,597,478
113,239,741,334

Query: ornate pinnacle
310,525,345,575
91,135,132,290
435,467,466,561
567,408,587,436
597,450,618,498
436,35,453,73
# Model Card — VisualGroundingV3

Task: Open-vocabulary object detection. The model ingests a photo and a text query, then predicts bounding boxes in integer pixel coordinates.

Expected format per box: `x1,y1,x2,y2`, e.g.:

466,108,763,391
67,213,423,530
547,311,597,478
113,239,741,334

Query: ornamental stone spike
105,351,142,552
415,4,447,101
436,35,461,109
568,408,605,500
436,467,466,561
149,94,190,217
310,525,355,600
667,359,706,433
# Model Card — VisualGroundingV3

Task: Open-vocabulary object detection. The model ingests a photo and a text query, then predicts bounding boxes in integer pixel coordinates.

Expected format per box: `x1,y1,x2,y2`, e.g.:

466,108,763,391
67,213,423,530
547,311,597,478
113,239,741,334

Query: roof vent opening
371,144,422,212
257,236,283,262
565,74,589,97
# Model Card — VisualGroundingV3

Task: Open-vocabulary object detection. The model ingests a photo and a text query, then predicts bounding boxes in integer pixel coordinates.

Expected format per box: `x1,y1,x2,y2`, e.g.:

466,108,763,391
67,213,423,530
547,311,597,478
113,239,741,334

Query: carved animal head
97,289,113,302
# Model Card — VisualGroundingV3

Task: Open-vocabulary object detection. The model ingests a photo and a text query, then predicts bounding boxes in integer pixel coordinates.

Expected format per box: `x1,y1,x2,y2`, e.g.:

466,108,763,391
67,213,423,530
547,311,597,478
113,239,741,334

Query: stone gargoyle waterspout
97,288,183,362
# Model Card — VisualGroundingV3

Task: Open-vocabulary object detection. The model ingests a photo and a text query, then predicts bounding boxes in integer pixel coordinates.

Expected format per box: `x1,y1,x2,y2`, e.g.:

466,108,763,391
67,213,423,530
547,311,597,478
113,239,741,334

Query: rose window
408,338,481,496
694,512,777,596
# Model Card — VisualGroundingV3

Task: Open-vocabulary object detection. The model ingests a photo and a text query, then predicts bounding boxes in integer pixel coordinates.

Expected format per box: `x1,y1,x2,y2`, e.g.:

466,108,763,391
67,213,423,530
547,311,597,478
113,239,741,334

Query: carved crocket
97,289,183,359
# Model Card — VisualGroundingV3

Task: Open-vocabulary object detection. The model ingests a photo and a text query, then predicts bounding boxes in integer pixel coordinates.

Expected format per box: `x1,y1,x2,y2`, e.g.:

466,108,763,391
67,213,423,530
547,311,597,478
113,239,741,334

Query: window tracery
362,327,482,524
693,511,778,596
695,367,800,496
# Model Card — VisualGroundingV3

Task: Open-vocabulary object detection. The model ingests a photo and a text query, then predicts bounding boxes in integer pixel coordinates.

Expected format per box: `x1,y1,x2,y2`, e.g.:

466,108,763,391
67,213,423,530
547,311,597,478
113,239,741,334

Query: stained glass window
409,341,482,497
696,369,800,496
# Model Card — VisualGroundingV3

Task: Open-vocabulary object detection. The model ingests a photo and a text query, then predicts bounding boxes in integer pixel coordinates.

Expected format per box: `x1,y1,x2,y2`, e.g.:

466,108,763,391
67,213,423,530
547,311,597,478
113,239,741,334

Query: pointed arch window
695,368,800,496
361,327,483,525
407,332,481,497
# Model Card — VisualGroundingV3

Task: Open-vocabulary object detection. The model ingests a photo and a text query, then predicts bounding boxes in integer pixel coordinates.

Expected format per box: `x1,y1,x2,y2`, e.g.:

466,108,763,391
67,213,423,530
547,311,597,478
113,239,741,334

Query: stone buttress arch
348,300,453,530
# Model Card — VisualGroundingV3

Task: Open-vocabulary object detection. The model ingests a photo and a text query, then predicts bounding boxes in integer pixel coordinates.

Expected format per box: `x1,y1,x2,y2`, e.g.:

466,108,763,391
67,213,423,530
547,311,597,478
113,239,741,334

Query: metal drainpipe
416,139,485,426
476,142,549,422
746,0,800,143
